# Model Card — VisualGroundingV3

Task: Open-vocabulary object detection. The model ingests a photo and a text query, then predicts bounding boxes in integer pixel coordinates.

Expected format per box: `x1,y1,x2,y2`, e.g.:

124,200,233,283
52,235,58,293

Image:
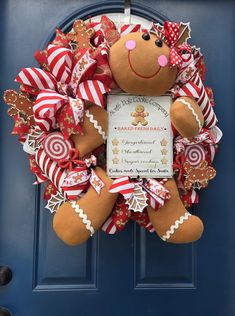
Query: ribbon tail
109,176,134,200
143,179,170,211
69,97,85,126
77,80,110,107
47,45,73,84
15,67,57,91
90,169,105,195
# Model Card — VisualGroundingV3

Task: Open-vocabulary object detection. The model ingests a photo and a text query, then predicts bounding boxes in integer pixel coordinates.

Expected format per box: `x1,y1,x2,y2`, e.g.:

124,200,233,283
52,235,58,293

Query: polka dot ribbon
163,22,192,68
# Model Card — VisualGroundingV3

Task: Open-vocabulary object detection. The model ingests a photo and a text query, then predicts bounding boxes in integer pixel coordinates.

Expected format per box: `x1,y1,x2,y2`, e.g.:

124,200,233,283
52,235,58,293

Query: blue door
0,1,234,315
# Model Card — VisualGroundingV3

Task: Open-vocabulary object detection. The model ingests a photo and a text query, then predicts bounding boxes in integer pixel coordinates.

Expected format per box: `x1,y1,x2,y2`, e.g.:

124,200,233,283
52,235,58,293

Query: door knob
0,266,12,286
0,307,12,316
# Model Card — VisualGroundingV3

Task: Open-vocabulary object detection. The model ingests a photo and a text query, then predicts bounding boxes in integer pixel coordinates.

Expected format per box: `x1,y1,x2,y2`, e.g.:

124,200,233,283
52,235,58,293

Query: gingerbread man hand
170,96,204,138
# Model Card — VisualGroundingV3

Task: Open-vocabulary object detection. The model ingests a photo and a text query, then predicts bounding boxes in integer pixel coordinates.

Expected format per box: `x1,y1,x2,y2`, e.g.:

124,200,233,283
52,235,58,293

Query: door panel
0,1,234,316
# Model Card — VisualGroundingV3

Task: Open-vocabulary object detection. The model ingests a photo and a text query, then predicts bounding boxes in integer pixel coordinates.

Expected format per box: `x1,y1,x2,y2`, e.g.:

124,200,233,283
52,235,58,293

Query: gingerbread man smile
125,38,169,79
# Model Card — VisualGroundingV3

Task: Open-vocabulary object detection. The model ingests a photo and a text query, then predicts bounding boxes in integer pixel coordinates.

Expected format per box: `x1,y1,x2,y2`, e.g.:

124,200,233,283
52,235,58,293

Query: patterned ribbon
151,21,192,67
15,45,110,132
142,178,170,209
60,153,105,199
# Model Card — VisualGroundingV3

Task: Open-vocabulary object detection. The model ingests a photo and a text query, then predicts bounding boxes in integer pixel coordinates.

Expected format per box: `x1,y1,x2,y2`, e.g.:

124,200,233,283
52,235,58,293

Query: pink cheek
158,55,168,67
125,40,136,51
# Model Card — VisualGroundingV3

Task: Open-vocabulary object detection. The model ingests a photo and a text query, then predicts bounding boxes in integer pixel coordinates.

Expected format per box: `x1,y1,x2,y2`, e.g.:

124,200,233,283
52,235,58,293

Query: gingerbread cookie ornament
67,19,95,51
3,16,221,246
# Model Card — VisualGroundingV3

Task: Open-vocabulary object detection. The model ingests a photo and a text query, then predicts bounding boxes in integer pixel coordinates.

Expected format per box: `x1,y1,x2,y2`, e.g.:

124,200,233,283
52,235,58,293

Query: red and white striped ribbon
191,73,217,128
190,189,199,204
77,80,110,107
33,89,68,131
47,44,73,84
34,172,49,185
173,81,200,99
87,21,104,46
35,148,67,191
34,89,84,131
120,24,141,36
101,217,118,234
15,67,57,91
175,52,217,129
109,176,134,199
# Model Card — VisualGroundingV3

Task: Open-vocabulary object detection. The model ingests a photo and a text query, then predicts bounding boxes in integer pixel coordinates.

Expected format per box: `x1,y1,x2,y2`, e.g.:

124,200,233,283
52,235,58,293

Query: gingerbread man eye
155,39,163,47
142,33,150,41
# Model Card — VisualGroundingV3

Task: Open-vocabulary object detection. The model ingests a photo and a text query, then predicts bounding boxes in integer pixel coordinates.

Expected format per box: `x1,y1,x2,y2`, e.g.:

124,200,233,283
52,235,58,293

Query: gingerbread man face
109,32,177,96
135,104,145,113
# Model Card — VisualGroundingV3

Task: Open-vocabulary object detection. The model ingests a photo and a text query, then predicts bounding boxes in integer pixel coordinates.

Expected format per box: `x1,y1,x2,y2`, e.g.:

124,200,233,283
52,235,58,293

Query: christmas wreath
3,15,222,245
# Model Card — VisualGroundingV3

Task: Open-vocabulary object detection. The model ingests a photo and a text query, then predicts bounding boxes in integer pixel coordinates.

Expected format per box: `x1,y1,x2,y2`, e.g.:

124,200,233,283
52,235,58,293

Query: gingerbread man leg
139,116,148,126
147,178,204,243
170,96,204,138
53,167,118,245
131,118,138,126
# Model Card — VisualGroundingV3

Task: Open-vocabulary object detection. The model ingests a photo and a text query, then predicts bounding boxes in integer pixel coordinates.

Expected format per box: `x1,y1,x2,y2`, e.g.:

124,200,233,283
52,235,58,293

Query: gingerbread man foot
147,178,204,243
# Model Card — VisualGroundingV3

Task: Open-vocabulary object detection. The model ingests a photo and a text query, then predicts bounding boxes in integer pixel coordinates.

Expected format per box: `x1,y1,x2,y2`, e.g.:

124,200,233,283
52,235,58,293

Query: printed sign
107,94,173,178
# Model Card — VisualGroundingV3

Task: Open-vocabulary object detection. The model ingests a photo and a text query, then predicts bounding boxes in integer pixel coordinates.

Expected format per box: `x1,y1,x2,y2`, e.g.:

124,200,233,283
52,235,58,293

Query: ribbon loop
47,45,73,84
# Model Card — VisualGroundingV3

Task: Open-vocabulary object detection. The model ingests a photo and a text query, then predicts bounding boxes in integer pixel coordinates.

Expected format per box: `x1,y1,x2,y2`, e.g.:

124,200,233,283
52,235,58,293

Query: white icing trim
161,212,192,241
177,98,203,132
85,110,107,141
71,201,95,236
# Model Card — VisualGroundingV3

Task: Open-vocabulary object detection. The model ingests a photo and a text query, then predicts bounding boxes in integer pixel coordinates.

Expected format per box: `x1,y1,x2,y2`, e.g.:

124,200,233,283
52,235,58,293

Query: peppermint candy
185,144,206,166
43,131,74,162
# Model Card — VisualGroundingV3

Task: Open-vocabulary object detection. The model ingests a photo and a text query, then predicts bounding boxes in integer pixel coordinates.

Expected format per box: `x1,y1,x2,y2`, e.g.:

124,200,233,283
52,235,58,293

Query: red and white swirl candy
43,132,74,162
185,144,206,166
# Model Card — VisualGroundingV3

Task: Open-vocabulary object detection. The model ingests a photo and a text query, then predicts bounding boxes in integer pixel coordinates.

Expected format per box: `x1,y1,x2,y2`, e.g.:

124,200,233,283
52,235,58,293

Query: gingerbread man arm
170,96,204,138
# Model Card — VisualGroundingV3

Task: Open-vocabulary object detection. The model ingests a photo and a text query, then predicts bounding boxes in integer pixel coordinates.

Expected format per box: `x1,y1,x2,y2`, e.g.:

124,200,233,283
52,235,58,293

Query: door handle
0,307,12,316
0,266,12,286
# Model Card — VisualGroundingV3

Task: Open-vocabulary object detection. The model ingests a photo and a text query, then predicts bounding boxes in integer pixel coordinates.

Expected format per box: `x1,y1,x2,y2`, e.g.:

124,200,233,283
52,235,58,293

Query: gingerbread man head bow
152,21,192,68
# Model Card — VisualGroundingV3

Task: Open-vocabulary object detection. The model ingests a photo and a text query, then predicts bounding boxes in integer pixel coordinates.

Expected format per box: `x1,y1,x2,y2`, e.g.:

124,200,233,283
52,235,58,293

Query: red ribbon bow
58,148,81,171
60,153,105,197
152,21,192,68
173,154,187,180
15,45,110,133
164,22,192,68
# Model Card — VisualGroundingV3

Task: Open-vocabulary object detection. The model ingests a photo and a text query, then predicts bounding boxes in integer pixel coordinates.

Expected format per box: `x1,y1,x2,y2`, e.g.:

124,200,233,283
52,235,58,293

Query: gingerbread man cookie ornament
184,160,216,190
67,20,95,51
